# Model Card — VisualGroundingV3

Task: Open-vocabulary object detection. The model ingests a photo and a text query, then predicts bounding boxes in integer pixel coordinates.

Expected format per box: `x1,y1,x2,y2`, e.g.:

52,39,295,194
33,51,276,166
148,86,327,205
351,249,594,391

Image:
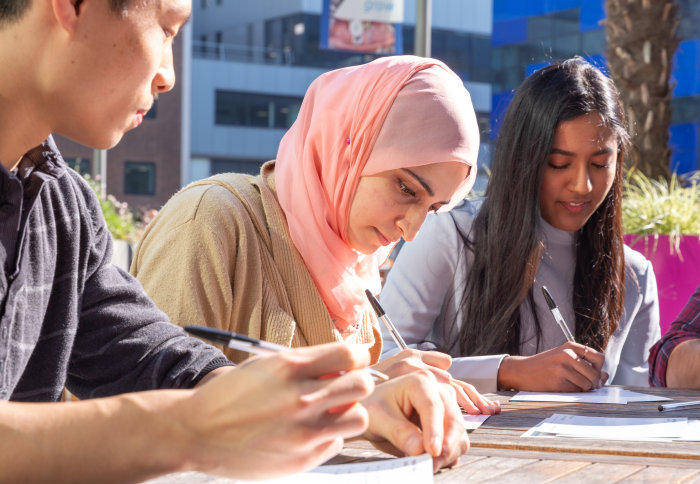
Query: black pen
185,326,286,355
541,286,576,343
185,325,389,381
365,289,408,350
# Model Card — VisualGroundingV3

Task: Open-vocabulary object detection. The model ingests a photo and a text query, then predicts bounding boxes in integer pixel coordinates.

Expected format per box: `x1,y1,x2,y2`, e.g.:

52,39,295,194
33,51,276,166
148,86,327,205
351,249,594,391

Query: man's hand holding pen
176,343,374,480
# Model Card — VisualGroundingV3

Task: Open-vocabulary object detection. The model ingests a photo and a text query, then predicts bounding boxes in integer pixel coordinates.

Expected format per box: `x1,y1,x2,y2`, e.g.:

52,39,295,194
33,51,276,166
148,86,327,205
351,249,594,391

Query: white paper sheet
462,414,490,430
511,386,671,404
522,413,700,442
236,453,433,484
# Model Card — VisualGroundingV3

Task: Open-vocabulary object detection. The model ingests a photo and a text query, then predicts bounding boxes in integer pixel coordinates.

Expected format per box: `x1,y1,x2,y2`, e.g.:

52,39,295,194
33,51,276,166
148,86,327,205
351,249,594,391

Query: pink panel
624,235,700,335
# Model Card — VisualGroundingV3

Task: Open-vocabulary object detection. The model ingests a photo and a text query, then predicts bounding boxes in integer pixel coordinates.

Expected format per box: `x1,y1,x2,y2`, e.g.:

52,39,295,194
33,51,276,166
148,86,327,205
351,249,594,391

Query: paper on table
511,386,671,404
463,414,490,430
522,413,694,442
236,453,433,484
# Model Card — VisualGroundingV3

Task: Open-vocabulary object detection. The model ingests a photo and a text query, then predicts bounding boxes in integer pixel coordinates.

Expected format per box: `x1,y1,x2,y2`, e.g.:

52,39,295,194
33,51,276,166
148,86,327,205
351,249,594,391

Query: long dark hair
453,58,629,356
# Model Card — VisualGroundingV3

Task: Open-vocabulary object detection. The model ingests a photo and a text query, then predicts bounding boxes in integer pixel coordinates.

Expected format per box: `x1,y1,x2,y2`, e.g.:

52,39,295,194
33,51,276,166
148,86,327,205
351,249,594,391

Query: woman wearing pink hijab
132,56,497,468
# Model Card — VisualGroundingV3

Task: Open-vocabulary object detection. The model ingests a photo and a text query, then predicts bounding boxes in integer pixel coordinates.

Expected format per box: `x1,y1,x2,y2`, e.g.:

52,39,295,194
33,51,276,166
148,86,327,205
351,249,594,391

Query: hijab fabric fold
276,55,479,334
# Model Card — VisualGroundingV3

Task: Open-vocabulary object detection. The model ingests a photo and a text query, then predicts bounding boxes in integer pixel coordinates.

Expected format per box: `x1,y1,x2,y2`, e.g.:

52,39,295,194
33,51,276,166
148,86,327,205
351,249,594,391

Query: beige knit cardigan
131,162,382,363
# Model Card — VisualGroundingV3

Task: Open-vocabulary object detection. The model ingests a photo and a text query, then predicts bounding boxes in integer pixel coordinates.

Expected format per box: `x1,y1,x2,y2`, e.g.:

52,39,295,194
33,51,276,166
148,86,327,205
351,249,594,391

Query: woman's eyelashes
397,178,440,212
548,162,568,170
547,158,613,170
398,179,417,197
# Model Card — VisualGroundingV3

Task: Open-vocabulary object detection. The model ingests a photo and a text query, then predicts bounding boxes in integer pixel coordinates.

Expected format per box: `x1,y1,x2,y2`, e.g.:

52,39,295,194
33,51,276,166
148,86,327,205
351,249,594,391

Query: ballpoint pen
658,400,700,412
185,325,287,355
184,325,389,381
541,286,576,343
364,289,408,350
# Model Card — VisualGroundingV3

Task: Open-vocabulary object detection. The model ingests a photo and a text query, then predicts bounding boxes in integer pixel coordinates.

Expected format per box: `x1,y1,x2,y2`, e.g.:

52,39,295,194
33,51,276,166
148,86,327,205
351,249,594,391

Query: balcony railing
192,40,295,65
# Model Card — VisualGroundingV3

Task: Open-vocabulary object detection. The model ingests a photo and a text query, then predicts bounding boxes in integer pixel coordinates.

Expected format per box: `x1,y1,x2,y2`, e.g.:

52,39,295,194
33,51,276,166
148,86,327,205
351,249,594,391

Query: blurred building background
54,0,700,211
188,0,493,185
491,0,700,175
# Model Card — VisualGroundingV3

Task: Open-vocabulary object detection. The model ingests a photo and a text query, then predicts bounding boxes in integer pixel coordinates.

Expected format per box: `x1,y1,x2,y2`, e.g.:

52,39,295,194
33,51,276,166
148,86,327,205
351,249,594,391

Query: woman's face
347,161,470,254
539,113,618,232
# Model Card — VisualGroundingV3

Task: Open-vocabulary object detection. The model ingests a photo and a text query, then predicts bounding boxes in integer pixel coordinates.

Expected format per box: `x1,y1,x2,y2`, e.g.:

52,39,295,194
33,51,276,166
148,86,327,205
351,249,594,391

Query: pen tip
364,289,384,316
541,286,556,310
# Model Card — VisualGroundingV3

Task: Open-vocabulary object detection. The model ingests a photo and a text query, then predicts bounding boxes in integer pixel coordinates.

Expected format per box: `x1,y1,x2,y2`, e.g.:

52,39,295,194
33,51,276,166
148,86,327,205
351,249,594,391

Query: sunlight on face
347,162,470,254
539,113,618,232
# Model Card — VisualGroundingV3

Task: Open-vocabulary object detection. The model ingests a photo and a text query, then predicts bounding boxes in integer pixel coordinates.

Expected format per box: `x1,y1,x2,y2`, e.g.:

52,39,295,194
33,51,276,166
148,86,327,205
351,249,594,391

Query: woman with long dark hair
380,58,660,392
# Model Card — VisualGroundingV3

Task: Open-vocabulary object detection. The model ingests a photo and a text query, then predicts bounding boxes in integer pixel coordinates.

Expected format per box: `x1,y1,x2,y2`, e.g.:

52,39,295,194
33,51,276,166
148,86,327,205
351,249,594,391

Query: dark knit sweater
0,137,231,402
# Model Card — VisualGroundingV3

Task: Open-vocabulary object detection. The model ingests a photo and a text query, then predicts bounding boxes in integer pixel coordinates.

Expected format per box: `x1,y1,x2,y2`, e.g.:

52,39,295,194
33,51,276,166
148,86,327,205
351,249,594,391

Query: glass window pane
215,90,302,129
582,30,605,55
124,162,155,196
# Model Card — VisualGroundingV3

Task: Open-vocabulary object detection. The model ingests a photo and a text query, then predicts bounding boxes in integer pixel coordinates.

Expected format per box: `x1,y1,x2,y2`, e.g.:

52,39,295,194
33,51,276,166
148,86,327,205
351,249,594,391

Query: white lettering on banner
334,0,404,23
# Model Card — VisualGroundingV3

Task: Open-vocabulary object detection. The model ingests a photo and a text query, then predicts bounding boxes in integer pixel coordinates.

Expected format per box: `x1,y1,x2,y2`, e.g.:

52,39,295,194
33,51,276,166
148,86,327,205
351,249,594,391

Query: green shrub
622,169,700,254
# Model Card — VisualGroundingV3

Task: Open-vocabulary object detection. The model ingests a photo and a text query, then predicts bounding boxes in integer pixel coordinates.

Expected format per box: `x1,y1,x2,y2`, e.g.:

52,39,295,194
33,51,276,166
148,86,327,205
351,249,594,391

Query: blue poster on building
320,0,404,54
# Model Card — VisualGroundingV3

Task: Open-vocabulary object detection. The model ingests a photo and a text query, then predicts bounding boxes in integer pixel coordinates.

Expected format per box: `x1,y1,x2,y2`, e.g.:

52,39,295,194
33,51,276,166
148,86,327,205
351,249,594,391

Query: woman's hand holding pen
372,349,501,415
497,341,609,392
170,343,374,481
360,370,468,472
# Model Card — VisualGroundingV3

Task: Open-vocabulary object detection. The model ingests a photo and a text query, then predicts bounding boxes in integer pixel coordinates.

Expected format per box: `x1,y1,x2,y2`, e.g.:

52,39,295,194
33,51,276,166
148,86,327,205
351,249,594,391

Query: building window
64,157,91,175
124,162,155,196
210,158,266,176
215,90,303,129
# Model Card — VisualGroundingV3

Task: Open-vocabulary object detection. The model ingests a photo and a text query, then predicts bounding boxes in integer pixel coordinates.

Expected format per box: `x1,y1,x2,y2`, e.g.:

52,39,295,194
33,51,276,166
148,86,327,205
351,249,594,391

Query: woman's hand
360,370,469,472
372,349,501,415
497,341,608,392
173,343,375,480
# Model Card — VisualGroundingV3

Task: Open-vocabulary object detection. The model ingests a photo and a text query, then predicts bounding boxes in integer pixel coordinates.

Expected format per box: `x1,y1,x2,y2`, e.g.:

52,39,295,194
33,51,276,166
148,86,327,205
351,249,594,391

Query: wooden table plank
548,462,645,483
467,446,700,469
617,466,700,483
435,455,538,483
477,459,591,484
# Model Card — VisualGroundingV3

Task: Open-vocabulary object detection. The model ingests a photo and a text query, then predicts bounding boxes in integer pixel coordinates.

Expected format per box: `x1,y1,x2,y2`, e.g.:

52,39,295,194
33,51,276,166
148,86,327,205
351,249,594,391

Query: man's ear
51,0,82,35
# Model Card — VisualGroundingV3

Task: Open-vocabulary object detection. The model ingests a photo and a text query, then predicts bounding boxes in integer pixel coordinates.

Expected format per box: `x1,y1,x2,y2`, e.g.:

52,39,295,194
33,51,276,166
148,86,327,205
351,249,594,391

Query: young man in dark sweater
0,1,375,481
0,0,471,481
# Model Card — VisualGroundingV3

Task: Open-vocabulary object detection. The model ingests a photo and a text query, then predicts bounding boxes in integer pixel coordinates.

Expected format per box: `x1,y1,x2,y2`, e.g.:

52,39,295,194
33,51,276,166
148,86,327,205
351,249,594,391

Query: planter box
624,234,700,335
111,238,135,272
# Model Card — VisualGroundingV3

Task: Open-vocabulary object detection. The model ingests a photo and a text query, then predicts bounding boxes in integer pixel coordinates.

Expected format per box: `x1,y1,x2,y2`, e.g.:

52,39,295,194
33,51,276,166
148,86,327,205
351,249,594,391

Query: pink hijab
275,55,479,334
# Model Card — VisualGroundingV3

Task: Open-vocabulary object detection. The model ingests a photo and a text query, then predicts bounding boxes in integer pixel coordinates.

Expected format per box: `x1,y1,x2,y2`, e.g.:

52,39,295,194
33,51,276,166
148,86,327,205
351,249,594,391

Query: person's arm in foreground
650,285,700,388
0,344,373,484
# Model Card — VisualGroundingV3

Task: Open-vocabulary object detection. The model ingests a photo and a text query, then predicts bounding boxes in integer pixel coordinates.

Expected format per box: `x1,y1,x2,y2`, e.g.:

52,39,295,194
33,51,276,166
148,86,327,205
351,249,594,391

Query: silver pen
658,400,700,412
541,286,576,343
365,289,408,350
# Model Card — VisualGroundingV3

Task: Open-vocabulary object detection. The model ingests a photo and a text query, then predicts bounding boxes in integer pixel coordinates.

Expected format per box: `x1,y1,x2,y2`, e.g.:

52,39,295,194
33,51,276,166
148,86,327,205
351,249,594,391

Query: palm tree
604,0,679,180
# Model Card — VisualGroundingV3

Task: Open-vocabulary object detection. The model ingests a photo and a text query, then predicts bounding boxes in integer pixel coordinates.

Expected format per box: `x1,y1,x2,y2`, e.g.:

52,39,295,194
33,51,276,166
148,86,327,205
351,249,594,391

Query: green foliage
622,169,700,252
82,174,140,242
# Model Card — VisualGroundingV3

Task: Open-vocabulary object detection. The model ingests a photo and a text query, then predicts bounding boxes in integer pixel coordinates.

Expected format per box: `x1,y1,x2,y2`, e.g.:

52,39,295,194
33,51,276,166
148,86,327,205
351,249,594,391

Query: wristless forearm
0,389,194,484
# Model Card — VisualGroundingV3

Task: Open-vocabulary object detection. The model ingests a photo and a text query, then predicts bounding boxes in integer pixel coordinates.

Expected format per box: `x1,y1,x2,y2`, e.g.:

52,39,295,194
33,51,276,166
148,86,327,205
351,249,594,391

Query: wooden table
145,386,700,483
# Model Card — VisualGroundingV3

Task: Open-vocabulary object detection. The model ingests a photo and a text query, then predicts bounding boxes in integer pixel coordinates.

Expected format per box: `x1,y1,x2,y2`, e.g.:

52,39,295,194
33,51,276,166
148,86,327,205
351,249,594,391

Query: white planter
111,238,135,272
